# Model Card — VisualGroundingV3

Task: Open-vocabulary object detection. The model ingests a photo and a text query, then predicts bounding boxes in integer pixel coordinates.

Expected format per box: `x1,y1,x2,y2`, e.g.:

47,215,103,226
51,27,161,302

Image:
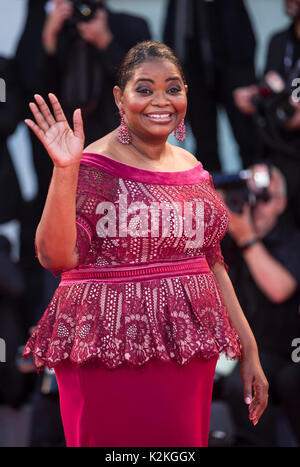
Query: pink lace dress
23,152,241,371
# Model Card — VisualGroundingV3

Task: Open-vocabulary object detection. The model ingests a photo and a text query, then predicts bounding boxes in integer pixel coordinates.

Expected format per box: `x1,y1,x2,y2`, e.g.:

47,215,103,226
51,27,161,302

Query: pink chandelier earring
174,119,186,142
118,109,131,144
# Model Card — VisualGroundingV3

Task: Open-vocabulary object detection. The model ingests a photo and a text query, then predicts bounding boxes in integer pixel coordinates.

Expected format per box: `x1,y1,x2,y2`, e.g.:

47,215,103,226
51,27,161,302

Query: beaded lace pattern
23,153,242,370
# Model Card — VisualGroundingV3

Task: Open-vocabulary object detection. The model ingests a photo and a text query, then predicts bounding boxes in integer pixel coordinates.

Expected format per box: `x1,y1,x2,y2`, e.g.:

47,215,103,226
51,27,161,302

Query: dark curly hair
117,40,186,91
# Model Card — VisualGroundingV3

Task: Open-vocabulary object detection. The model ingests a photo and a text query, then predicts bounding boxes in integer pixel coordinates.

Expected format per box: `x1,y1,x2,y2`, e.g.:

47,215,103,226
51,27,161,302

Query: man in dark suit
163,0,259,172
233,0,300,228
221,164,300,446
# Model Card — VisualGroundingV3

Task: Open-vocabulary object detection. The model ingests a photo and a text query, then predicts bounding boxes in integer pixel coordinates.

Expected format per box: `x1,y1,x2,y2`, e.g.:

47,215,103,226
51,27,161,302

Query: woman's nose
151,91,170,106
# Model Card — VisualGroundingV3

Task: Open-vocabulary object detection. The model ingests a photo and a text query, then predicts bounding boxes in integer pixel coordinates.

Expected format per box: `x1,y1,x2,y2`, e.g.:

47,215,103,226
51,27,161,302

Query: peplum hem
23,273,242,371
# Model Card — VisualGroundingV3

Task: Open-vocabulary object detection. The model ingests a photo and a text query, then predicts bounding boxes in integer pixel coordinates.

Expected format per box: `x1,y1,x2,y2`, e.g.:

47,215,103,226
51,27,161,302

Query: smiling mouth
144,112,175,123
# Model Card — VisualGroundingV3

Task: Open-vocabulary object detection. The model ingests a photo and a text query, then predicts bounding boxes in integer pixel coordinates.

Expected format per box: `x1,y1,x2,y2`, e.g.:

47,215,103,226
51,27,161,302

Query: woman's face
114,58,187,142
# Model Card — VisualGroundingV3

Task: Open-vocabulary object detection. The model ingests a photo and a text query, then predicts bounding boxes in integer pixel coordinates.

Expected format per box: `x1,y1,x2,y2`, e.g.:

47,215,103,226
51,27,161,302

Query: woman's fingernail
245,397,252,405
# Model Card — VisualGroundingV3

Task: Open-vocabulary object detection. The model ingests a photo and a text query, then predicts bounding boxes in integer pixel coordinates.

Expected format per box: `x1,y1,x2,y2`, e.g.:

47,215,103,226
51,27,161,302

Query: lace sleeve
206,242,229,271
34,163,101,277
205,174,229,271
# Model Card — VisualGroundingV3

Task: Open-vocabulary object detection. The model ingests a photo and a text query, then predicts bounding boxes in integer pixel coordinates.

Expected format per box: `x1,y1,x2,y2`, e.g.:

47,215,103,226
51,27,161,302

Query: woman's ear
113,85,123,112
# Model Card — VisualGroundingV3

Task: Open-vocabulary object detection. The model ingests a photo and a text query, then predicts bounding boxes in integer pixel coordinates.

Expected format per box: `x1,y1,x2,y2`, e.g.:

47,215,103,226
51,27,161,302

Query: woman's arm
24,93,85,271
35,163,80,270
211,261,269,426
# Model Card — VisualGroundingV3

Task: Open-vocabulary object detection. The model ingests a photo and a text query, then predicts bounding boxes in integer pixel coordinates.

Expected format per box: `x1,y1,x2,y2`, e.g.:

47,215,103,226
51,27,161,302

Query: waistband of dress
60,255,211,285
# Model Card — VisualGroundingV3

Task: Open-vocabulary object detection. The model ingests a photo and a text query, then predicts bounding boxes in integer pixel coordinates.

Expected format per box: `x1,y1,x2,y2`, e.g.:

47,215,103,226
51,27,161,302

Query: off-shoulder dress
23,152,241,447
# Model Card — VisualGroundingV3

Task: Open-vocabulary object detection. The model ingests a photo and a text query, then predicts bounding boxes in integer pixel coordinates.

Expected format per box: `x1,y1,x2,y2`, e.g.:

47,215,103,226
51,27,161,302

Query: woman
23,41,268,447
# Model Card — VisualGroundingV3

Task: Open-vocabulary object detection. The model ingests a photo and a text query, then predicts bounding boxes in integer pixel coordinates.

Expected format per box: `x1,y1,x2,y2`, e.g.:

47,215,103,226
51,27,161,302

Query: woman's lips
144,112,174,124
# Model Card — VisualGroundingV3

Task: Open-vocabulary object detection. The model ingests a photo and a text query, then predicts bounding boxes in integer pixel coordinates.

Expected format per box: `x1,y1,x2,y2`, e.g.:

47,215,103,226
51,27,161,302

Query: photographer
32,0,151,215
163,0,259,172
40,0,151,140
220,164,300,446
234,0,300,227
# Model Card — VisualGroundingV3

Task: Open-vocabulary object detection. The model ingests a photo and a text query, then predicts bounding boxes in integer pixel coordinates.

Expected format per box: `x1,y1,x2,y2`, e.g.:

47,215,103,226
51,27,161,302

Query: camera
251,71,300,158
253,71,296,127
212,165,271,213
68,0,104,24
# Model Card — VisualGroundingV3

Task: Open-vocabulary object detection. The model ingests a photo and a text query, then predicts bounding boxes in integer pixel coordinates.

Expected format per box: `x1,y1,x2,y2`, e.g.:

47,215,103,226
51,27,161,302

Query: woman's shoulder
169,144,201,169
83,133,114,156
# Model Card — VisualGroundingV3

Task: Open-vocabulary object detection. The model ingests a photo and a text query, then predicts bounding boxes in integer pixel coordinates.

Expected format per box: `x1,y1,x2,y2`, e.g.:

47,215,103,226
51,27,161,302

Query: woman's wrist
53,160,81,172
51,162,81,190
241,340,259,361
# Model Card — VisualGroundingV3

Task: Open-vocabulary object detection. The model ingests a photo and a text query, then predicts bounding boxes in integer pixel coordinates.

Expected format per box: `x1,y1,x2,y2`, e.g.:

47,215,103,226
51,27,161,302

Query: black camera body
212,166,271,214
250,71,300,158
68,0,103,24
253,71,296,127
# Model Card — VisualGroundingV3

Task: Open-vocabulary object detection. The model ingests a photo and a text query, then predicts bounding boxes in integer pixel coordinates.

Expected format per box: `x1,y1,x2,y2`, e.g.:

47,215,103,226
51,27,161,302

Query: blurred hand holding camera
76,8,113,50
220,165,297,303
43,1,113,54
43,0,74,54
233,85,259,115
283,99,300,131
234,70,296,122
227,204,257,247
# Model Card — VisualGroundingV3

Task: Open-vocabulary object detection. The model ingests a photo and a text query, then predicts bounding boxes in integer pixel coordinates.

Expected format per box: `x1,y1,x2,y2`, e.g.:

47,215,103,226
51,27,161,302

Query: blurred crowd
0,0,300,447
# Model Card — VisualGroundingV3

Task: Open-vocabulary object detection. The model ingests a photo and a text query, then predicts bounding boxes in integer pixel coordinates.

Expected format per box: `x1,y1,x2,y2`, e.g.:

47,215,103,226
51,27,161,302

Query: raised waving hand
24,93,85,168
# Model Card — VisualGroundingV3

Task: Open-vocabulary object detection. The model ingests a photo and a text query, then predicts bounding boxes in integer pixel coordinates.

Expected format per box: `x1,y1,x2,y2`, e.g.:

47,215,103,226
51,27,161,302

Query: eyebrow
135,77,181,84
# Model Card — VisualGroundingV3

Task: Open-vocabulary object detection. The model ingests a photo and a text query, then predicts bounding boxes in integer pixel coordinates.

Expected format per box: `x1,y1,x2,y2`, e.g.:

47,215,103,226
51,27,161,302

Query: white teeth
147,114,172,119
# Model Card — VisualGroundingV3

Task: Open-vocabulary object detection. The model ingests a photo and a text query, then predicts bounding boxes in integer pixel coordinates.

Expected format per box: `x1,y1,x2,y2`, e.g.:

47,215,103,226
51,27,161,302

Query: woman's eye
168,87,181,94
135,86,182,95
136,88,152,95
